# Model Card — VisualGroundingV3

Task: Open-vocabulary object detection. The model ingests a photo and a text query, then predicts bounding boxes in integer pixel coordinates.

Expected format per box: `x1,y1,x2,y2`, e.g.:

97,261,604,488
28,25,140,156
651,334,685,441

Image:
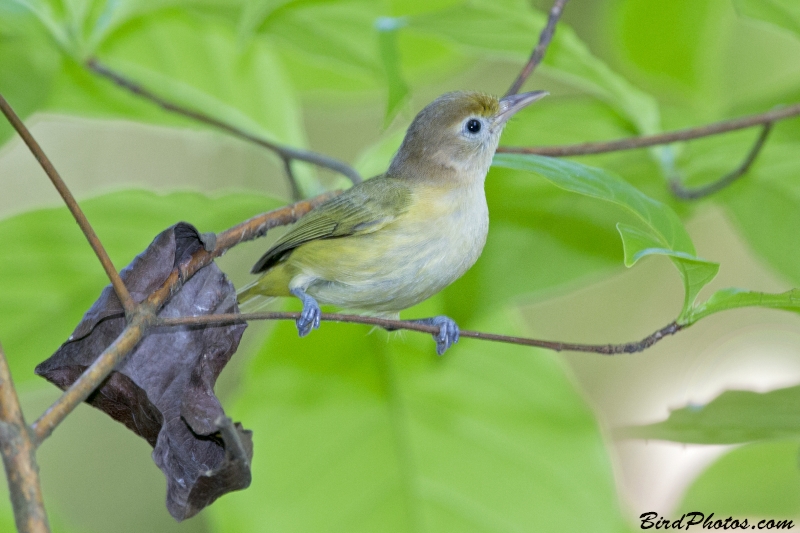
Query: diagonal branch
156,313,683,355
506,0,570,96
31,317,150,444
0,343,50,533
0,93,135,316
669,122,773,200
498,103,800,156
86,58,363,193
31,192,337,442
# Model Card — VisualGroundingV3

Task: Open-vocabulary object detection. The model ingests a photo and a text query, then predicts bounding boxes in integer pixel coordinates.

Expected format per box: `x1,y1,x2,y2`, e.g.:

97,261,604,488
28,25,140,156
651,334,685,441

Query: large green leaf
492,153,719,318
1,2,318,193
684,288,800,325
734,0,800,40
208,308,631,533
93,10,306,144
0,6,60,145
377,16,410,123
723,180,800,287
0,189,283,386
8,0,241,57
409,0,661,135
245,0,466,104
677,440,800,519
622,384,800,444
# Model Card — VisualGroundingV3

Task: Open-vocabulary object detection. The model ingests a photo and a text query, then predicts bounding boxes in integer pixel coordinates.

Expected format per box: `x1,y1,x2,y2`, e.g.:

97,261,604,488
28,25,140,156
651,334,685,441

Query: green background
1,0,800,531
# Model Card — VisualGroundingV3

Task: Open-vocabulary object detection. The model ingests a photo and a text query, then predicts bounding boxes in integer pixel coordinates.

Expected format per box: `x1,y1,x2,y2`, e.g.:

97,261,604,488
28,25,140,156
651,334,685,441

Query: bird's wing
250,176,413,273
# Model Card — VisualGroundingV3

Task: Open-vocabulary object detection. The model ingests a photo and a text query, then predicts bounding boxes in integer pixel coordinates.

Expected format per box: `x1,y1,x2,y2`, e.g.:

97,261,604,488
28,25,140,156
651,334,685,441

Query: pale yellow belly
288,188,489,314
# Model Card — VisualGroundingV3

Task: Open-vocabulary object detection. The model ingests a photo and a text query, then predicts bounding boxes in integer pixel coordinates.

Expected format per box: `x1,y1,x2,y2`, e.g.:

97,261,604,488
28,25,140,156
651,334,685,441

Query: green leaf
677,440,800,519
4,5,317,193
622,385,800,444
253,1,383,75
89,9,317,194
723,181,800,287
95,10,305,143
0,189,283,386
616,222,719,313
376,17,410,124
409,0,661,135
492,153,718,318
734,0,800,39
0,7,61,145
208,308,631,533
684,288,800,325
611,0,714,95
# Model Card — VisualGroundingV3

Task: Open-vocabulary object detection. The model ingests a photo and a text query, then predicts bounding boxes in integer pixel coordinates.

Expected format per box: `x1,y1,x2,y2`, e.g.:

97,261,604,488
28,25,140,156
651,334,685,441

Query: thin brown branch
86,58,363,190
506,0,569,97
158,312,683,355
281,156,302,202
669,122,773,200
31,193,336,442
498,102,800,156
0,343,50,533
0,93,136,316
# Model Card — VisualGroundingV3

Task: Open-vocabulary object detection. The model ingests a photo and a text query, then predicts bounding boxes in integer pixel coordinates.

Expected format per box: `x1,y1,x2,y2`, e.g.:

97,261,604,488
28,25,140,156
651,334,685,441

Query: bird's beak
493,90,548,127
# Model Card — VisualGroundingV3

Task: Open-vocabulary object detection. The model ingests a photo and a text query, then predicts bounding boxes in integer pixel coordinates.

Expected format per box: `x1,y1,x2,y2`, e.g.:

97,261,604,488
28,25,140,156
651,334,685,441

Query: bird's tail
236,280,276,313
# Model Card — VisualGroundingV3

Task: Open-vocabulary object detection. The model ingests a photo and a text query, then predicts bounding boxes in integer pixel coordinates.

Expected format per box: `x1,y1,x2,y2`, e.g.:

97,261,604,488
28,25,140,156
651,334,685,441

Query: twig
157,313,682,355
497,103,800,156
281,156,302,202
669,123,773,200
506,0,569,96
86,58,363,191
0,93,136,316
31,193,337,442
32,316,150,443
0,343,50,533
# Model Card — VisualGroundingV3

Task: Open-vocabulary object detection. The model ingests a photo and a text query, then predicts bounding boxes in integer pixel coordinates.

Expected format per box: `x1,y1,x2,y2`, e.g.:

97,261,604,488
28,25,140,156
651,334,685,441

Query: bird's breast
295,182,489,313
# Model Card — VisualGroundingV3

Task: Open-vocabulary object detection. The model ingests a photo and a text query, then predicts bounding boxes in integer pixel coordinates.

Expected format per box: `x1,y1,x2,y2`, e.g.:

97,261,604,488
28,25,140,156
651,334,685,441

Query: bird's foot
412,315,460,356
290,288,321,337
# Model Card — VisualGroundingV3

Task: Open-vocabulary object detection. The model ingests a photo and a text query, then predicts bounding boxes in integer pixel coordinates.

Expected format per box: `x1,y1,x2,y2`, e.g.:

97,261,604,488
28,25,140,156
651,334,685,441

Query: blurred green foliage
678,440,800,519
624,384,800,444
1,0,800,531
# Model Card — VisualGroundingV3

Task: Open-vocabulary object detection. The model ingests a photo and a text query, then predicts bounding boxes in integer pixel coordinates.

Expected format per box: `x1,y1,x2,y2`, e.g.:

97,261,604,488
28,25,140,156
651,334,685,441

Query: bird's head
389,90,547,183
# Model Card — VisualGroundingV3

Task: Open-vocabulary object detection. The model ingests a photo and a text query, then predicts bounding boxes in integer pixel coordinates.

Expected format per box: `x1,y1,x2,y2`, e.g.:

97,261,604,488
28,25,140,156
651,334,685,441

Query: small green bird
238,90,547,354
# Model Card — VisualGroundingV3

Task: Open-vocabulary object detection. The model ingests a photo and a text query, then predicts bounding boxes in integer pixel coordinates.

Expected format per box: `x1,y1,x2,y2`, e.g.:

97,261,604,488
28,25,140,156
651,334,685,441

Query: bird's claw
414,315,460,355
291,288,321,337
296,301,320,337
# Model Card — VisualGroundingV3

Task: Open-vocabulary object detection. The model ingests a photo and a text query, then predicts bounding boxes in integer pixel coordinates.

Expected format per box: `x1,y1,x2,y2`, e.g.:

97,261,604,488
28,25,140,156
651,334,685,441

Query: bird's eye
466,119,482,134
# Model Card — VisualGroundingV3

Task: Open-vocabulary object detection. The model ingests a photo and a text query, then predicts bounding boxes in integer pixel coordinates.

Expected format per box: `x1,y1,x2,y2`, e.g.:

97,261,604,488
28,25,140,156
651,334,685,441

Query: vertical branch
0,343,50,533
281,156,302,202
505,0,570,96
0,94,135,316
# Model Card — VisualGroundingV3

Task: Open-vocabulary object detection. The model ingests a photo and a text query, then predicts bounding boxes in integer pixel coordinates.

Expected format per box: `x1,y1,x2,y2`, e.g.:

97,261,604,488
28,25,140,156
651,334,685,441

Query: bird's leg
290,287,321,337
408,316,460,356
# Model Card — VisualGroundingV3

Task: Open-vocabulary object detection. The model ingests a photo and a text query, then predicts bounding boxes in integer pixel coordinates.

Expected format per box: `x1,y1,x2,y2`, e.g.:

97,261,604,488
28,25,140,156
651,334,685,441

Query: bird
237,90,547,354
